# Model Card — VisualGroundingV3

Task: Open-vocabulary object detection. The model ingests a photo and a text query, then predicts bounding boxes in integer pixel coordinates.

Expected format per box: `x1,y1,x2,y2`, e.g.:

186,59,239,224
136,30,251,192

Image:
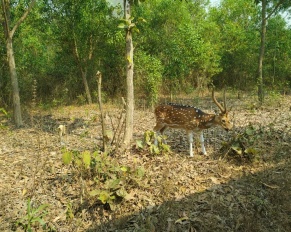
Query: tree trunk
80,68,92,104
1,0,35,127
257,0,267,104
123,0,134,147
6,37,23,126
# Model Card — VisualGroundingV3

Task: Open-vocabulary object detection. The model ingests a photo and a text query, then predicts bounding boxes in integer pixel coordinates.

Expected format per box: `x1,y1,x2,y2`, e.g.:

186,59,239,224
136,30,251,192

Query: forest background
1,0,291,118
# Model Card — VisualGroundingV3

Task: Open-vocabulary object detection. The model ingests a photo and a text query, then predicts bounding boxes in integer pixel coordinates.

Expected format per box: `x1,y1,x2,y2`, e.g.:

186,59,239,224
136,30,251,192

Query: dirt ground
0,93,291,232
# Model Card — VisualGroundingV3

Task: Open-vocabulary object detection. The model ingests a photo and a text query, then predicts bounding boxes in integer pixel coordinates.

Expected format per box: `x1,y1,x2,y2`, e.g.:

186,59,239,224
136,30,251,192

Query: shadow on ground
87,155,291,232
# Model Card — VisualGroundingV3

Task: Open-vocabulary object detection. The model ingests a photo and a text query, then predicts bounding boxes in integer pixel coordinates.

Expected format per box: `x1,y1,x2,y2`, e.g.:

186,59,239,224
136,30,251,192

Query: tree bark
6,36,23,126
80,68,92,104
123,0,134,148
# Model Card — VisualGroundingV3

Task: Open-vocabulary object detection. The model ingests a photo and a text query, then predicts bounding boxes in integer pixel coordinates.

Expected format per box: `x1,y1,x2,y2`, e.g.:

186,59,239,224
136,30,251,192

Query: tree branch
1,0,10,39
10,0,36,38
265,0,285,20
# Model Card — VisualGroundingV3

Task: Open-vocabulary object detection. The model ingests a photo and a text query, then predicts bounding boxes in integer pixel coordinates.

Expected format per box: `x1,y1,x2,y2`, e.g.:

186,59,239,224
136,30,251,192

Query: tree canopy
1,0,291,109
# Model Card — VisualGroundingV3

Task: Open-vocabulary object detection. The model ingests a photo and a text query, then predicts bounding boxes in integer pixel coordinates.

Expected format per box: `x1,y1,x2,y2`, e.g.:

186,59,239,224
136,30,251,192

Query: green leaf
32,217,46,226
92,151,99,158
120,166,128,172
33,204,49,214
129,23,136,29
138,17,147,23
116,187,128,198
82,151,91,168
0,108,7,116
75,158,82,167
89,189,100,197
98,191,114,204
132,27,140,33
106,179,120,189
150,144,160,154
118,23,128,29
136,140,144,149
161,143,171,152
136,167,145,178
127,55,133,64
231,146,242,155
62,151,72,165
98,192,110,204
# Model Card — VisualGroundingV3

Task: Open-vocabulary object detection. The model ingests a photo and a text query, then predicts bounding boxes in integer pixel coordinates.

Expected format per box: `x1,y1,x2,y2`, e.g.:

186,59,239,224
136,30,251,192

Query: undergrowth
62,150,145,210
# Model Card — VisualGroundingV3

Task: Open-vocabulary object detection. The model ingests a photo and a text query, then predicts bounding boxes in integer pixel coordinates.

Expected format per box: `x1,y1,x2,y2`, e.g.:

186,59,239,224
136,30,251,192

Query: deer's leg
153,124,167,146
188,132,194,157
200,132,207,155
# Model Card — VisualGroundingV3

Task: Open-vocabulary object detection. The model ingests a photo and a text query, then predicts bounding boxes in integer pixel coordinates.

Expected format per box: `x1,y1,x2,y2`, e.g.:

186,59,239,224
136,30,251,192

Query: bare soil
0,94,291,232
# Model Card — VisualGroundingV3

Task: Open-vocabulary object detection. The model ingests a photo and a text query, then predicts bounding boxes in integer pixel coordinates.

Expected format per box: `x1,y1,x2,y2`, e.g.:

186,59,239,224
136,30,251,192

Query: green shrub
62,150,145,210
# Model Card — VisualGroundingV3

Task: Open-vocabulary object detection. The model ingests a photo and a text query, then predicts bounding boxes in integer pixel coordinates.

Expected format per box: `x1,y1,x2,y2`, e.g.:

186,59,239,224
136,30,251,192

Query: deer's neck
198,113,217,129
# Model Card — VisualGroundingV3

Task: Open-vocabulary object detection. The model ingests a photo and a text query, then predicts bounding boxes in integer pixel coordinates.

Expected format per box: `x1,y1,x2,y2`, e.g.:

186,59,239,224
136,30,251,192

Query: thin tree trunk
80,68,92,104
257,0,267,104
123,0,134,147
73,34,93,105
6,36,23,126
96,71,107,152
1,0,35,127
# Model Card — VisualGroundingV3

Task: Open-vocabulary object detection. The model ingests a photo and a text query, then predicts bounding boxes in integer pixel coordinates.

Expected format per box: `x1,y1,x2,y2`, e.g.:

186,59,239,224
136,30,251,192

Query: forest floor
0,92,291,232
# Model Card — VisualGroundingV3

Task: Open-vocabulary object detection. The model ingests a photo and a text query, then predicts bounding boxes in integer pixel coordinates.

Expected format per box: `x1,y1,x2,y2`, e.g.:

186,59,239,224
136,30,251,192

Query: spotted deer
153,90,232,157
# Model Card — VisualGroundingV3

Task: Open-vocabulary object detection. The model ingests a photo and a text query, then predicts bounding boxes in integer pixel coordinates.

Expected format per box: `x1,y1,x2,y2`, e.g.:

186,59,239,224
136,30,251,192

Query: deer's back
154,104,207,128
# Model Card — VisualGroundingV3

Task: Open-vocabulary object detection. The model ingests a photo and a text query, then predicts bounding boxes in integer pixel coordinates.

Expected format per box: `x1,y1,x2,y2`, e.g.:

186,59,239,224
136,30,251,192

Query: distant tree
264,16,291,91
1,0,36,126
254,0,291,103
49,0,114,104
209,0,259,90
135,0,220,94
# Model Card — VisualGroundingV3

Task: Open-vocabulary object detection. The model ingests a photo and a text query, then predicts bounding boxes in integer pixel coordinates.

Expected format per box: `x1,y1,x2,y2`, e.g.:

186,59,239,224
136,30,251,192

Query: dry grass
0,93,290,232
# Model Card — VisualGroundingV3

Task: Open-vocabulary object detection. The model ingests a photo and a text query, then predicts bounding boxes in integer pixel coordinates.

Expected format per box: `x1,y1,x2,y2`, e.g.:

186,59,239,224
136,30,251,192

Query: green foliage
0,108,9,127
134,0,221,94
118,17,146,33
220,125,261,164
0,108,8,116
1,0,291,106
62,150,145,210
135,50,163,107
136,130,171,155
15,199,49,232
209,0,260,90
65,202,74,221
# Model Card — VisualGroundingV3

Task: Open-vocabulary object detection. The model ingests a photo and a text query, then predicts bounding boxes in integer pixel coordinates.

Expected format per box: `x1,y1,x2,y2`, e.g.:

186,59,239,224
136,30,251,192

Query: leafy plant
15,199,49,232
220,125,260,163
136,130,171,155
89,177,127,210
65,202,74,221
0,108,9,129
0,108,8,116
62,150,145,210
